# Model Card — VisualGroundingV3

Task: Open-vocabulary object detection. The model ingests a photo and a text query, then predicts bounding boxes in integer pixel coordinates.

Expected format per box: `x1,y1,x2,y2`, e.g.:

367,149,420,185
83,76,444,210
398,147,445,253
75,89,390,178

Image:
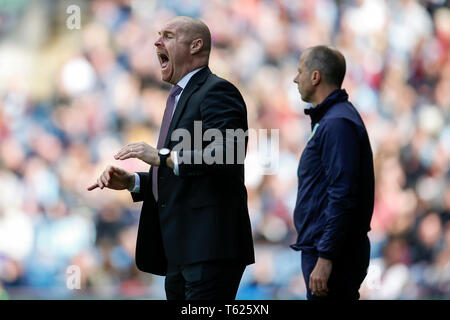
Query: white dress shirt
129,67,205,193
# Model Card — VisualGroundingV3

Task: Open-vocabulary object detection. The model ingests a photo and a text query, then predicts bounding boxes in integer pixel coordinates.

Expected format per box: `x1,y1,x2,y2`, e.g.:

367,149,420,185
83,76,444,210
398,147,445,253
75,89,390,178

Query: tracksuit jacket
290,89,375,260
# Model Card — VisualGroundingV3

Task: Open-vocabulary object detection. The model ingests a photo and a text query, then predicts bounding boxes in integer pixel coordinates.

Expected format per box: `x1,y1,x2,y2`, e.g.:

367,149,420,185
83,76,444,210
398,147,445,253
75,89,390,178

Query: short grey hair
304,46,346,88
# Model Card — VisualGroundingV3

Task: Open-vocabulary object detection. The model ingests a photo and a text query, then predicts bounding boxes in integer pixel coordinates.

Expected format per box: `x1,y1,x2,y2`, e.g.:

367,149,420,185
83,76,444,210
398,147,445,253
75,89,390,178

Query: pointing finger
87,183,99,191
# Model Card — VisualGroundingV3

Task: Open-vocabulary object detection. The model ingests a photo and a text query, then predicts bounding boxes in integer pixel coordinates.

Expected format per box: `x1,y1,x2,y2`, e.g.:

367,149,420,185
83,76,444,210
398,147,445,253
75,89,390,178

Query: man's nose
154,36,162,47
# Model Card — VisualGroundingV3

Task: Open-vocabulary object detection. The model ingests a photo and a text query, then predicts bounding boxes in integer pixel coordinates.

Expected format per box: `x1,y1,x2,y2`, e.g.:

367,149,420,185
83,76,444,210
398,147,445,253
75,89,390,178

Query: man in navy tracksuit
291,46,374,300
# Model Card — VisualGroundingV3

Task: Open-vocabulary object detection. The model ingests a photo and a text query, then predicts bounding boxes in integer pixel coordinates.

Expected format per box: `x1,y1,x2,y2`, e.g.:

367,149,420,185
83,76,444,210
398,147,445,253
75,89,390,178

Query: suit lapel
164,67,211,147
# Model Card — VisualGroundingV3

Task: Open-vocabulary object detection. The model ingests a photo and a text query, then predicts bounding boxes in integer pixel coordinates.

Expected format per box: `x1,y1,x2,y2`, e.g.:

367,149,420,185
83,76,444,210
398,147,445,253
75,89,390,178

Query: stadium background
0,0,449,299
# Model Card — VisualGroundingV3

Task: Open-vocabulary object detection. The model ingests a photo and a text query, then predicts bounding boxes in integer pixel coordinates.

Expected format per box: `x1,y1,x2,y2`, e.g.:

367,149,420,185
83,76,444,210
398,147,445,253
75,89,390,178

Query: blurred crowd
0,0,449,299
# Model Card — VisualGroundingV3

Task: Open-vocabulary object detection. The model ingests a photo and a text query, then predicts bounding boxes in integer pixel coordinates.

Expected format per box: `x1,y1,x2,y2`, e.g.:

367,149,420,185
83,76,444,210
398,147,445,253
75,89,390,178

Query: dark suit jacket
131,67,255,276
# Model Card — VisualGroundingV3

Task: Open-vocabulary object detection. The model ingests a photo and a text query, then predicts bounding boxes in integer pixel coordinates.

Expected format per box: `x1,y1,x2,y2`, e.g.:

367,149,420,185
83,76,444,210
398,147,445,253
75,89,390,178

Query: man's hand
309,257,333,297
87,165,134,191
114,142,160,166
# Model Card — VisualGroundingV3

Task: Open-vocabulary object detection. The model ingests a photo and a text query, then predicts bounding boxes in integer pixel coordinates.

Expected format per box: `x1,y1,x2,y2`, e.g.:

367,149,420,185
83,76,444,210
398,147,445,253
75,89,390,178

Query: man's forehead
159,19,186,33
300,51,309,60
159,23,176,34
298,51,309,65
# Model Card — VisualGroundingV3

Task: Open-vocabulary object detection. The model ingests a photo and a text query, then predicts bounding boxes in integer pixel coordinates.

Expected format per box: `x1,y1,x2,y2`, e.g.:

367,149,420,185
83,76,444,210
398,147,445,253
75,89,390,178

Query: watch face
159,148,170,156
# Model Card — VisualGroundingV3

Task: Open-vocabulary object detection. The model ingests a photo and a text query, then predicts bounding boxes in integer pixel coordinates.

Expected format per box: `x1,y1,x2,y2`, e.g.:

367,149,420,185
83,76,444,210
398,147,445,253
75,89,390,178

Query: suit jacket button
161,204,166,208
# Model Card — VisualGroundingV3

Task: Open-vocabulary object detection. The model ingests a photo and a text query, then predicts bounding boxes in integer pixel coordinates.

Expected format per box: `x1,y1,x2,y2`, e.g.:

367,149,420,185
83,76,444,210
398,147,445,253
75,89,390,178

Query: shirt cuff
173,151,180,176
128,173,140,193
318,251,333,261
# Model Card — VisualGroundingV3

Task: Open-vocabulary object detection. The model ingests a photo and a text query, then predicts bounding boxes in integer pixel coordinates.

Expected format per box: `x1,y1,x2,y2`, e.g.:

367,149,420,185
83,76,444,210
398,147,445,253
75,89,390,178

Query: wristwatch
158,148,171,168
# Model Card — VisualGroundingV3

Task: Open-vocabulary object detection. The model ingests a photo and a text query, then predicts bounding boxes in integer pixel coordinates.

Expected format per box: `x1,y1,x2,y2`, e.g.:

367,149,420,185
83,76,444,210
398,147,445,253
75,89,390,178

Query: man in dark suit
88,16,254,300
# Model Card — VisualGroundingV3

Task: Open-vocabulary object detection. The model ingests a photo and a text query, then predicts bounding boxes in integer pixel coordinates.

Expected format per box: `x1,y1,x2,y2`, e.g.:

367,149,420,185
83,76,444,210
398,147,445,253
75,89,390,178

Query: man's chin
161,70,173,83
160,73,170,83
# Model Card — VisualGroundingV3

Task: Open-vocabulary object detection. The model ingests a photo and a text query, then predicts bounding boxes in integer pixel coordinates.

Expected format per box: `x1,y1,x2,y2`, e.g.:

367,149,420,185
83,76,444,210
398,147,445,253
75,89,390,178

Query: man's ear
190,38,203,54
311,70,321,86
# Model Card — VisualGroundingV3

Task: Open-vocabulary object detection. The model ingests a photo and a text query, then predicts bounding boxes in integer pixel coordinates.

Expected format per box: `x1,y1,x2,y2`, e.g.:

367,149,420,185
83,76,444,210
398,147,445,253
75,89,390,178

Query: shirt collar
176,67,206,91
304,88,349,129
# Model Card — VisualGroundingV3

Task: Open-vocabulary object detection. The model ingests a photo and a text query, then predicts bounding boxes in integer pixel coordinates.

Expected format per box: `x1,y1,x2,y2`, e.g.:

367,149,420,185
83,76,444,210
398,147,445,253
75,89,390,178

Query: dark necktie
152,84,182,201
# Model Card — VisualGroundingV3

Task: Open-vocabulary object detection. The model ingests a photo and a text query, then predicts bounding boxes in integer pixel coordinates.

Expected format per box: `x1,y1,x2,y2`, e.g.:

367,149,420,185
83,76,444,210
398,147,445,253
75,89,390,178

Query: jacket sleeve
317,117,361,260
177,80,248,177
130,172,149,202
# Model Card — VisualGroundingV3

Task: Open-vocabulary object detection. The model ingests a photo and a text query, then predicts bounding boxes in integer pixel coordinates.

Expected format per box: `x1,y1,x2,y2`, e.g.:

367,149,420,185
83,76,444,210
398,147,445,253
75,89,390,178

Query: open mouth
158,52,169,70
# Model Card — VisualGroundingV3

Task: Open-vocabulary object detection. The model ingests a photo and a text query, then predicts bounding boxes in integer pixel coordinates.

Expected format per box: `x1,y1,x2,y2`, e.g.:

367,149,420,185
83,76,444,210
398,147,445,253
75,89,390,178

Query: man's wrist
166,151,175,169
318,250,333,261
158,148,170,168
317,257,332,266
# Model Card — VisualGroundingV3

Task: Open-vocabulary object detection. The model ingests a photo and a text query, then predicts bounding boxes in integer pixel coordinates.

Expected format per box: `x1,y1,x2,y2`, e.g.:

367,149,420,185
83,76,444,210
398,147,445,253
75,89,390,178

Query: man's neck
177,66,205,88
312,86,339,107
172,62,208,85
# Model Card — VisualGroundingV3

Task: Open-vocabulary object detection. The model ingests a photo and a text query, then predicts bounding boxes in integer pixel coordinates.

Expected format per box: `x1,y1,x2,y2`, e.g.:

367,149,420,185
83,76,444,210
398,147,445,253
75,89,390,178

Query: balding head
303,46,346,88
169,16,211,57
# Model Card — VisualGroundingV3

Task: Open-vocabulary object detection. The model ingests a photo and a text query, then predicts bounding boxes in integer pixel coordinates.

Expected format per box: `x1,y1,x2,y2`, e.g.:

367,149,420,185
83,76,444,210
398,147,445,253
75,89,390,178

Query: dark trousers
164,260,245,300
301,235,370,300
